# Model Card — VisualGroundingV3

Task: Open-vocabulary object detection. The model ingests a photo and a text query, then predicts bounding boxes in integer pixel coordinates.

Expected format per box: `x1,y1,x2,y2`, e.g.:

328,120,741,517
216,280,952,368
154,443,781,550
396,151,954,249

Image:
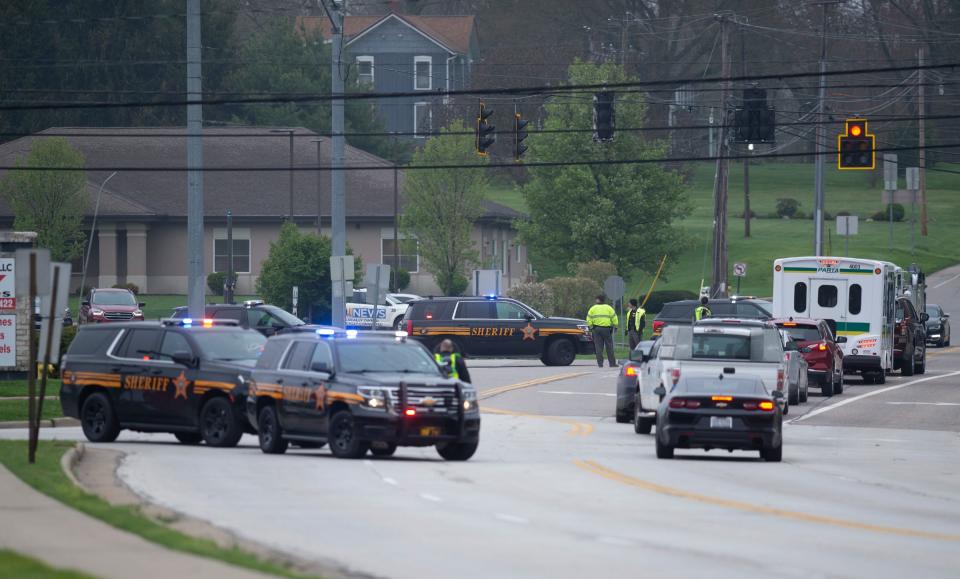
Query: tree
518,60,691,278
402,123,487,295
0,138,87,261
256,222,332,322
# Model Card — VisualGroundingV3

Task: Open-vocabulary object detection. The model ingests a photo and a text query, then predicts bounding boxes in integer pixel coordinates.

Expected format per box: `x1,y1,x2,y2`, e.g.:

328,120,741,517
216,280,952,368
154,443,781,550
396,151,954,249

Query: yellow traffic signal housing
837,118,875,170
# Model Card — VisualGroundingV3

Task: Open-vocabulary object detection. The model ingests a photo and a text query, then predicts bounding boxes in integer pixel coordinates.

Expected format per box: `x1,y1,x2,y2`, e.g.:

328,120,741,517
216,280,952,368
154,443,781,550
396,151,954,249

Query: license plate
419,426,442,437
710,416,733,429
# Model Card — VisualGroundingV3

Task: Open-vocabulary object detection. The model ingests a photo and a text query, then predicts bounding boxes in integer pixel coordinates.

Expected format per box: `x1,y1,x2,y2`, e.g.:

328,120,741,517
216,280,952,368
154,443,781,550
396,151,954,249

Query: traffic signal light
837,118,875,170
476,102,495,156
593,91,615,142
513,113,528,161
733,88,775,143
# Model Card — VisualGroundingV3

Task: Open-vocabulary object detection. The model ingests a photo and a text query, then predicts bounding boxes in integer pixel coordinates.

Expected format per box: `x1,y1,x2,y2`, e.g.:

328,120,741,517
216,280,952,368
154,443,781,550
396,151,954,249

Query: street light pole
311,138,323,234
811,0,842,256
79,171,117,296
271,129,296,221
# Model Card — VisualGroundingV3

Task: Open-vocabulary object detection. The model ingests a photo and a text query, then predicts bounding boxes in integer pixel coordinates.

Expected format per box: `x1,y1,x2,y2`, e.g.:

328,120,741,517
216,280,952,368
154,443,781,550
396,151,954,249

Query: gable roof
297,13,475,55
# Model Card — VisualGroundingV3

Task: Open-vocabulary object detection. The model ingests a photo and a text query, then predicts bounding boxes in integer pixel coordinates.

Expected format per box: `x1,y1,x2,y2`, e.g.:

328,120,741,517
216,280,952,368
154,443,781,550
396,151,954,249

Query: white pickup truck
631,319,791,434
345,293,420,329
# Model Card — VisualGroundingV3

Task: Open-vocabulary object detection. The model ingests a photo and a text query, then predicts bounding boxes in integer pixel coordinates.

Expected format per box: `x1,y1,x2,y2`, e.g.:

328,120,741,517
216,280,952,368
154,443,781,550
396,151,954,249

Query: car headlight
133,309,143,317
462,387,478,410
91,309,104,316
358,386,390,409
577,324,589,333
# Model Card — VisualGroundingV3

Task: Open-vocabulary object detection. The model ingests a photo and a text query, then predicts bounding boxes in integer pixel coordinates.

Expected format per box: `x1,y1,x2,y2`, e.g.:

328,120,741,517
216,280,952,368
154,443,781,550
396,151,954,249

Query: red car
774,318,846,396
79,288,145,324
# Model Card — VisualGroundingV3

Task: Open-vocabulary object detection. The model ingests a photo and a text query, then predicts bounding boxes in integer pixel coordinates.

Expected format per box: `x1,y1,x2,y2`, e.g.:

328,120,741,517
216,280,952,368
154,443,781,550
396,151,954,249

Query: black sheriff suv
247,330,481,460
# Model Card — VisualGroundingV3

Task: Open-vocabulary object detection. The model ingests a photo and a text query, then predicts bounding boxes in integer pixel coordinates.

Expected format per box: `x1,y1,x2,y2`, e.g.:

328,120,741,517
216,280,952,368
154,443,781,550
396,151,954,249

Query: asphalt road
4,268,960,578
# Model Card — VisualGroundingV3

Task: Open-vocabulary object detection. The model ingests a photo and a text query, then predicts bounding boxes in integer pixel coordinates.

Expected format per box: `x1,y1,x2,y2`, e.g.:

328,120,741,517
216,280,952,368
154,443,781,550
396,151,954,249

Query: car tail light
670,367,681,385
405,319,413,335
776,369,785,391
711,395,733,402
404,408,416,417
685,400,701,409
759,401,775,411
652,320,665,335
624,365,638,377
668,398,701,409
819,342,828,351
742,401,759,411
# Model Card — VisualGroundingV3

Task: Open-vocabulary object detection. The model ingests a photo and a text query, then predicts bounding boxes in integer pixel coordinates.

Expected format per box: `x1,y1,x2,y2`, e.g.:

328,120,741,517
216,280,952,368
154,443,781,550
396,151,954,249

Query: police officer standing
694,296,712,321
587,294,618,368
434,339,471,383
625,298,646,350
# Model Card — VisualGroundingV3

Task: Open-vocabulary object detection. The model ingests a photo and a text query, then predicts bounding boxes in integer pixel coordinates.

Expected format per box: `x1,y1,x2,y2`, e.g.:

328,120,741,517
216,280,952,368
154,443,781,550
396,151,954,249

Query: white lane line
538,391,616,397
886,401,960,406
932,271,960,289
419,493,443,503
790,370,960,423
494,513,529,524
382,477,399,486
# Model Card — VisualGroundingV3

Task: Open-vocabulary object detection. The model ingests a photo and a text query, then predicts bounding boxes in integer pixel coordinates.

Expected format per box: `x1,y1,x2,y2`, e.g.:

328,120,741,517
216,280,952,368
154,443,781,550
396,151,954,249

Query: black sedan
654,374,783,462
925,304,951,347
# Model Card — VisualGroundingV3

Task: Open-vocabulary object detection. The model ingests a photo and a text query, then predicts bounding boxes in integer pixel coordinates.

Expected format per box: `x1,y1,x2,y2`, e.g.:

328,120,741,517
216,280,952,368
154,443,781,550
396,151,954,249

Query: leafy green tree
519,61,691,277
402,123,487,295
0,138,87,261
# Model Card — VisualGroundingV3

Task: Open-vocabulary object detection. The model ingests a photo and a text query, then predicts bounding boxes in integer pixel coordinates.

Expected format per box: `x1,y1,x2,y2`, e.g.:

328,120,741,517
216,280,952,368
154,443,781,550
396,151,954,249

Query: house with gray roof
0,127,528,297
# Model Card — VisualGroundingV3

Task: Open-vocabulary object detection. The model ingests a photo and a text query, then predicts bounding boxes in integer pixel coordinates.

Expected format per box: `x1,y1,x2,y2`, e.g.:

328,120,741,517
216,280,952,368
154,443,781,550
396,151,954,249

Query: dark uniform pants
628,330,641,351
592,326,617,366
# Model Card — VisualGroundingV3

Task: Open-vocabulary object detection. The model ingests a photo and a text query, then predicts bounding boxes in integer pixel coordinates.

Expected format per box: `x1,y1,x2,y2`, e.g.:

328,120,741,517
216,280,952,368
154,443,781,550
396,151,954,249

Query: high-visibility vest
694,305,712,321
586,303,618,328
629,307,646,332
435,353,460,379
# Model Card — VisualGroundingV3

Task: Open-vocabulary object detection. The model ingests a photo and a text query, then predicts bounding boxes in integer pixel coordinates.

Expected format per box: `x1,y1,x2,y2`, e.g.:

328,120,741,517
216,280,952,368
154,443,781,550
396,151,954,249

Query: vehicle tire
436,440,479,461
615,409,632,424
783,401,789,416
329,410,369,459
788,387,799,406
799,384,808,403
876,371,887,384
544,338,576,366
902,348,915,376
761,442,783,462
821,375,835,396
200,397,244,448
370,442,398,457
655,434,674,459
917,349,926,374
257,405,288,454
834,370,844,394
393,317,403,331
80,392,121,443
634,400,653,434
174,432,202,445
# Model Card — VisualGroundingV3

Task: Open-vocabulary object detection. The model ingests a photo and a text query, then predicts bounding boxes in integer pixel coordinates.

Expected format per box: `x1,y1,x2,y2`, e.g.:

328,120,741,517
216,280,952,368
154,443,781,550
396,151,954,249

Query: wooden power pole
919,46,928,236
711,14,731,297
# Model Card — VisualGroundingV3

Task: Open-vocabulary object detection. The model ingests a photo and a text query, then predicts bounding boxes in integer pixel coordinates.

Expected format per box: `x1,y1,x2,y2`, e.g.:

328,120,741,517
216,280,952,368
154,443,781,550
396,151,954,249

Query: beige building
0,127,529,298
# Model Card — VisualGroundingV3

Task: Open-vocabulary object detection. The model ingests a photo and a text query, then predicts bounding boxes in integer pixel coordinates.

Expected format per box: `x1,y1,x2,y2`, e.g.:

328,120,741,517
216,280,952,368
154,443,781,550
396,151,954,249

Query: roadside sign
837,215,859,236
603,276,625,301
291,286,299,317
38,262,71,365
0,258,14,309
732,263,747,277
905,167,920,191
329,255,355,282
473,269,502,297
365,264,391,330
14,248,50,297
0,314,14,367
883,154,898,191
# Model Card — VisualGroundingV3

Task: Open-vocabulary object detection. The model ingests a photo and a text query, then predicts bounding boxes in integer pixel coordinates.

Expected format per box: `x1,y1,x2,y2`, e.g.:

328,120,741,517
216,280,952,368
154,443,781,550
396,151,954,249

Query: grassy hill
490,162,960,298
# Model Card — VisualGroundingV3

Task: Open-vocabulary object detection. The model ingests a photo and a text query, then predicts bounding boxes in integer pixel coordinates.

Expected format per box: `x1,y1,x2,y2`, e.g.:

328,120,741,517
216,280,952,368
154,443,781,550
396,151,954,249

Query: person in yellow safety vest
586,294,618,368
433,339,472,383
625,298,646,350
694,296,712,321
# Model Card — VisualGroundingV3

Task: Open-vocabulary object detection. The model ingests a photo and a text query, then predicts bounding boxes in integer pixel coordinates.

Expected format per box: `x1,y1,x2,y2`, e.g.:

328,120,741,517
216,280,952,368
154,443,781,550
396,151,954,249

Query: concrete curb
0,417,79,430
60,442,85,488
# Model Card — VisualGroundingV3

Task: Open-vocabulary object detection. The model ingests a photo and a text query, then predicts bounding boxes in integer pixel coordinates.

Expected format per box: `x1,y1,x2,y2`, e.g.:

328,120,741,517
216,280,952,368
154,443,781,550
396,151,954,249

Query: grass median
0,549,97,579
0,379,61,398
0,399,63,422
0,440,318,578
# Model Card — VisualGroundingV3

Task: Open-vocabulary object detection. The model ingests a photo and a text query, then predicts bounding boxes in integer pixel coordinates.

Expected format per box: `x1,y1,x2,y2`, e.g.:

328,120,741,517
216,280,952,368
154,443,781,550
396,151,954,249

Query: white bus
772,256,897,383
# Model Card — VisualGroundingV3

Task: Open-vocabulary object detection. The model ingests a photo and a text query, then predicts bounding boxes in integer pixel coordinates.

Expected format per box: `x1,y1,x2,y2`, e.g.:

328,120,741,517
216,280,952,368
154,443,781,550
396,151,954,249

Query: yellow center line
479,371,592,400
926,346,959,359
481,406,593,437
573,459,960,542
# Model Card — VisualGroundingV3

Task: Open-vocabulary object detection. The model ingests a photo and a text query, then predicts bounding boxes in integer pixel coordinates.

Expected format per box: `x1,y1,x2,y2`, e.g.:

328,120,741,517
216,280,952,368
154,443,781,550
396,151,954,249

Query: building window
213,228,250,273
413,102,431,138
356,56,374,86
414,56,432,90
381,237,419,273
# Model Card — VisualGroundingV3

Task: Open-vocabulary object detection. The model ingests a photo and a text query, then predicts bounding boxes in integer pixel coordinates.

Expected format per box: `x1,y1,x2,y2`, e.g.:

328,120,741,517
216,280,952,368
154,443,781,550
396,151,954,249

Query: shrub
572,260,617,286
776,198,800,218
871,203,905,222
794,210,807,220
544,276,601,319
448,273,469,297
507,282,554,316
390,268,411,292
207,271,227,296
112,282,140,295
643,290,698,314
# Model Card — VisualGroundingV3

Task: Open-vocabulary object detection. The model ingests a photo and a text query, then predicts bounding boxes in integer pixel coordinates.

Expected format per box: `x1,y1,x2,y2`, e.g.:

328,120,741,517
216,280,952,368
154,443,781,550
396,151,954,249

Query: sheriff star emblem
520,323,538,341
173,371,190,400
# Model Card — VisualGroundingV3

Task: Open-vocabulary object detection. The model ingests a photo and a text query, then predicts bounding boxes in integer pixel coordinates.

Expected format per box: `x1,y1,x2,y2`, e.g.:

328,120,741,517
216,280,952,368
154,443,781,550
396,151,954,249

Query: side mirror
653,386,667,397
836,336,848,344
772,390,785,400
524,314,534,321
784,342,799,351
138,302,146,308
943,313,950,319
921,312,930,322
81,300,90,307
629,350,644,363
170,351,195,367
310,361,333,376
799,347,812,354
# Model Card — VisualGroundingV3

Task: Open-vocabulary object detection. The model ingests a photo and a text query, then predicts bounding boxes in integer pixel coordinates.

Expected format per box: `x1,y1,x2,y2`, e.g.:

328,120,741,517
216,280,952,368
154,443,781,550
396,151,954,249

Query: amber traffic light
837,118,875,170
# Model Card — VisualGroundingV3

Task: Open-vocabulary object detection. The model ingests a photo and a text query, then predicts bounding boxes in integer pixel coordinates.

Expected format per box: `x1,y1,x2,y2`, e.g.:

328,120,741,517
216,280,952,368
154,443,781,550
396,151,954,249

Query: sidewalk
0,464,272,579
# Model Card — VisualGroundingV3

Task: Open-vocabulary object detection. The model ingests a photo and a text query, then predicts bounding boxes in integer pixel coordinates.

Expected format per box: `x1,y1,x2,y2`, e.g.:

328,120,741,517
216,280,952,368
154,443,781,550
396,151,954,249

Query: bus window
849,284,862,315
793,282,807,313
818,285,838,308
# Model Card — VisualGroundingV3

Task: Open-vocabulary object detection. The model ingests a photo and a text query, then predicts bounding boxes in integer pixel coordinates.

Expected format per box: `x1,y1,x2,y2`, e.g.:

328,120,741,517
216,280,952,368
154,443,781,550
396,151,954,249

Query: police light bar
485,294,497,300
316,328,336,336
161,318,239,327
346,329,359,339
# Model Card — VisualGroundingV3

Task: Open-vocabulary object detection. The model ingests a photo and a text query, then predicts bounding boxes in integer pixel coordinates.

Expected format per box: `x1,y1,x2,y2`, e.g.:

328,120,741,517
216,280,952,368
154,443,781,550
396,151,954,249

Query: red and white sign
0,258,13,310
0,314,15,367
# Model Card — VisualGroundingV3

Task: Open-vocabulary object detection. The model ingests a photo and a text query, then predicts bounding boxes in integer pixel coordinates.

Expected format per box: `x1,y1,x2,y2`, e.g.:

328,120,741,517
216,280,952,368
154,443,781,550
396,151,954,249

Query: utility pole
225,209,234,304
740,22,750,238
619,14,630,67
710,14,731,298
918,45,928,237
319,0,347,327
812,0,841,256
271,129,296,220
186,0,204,319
